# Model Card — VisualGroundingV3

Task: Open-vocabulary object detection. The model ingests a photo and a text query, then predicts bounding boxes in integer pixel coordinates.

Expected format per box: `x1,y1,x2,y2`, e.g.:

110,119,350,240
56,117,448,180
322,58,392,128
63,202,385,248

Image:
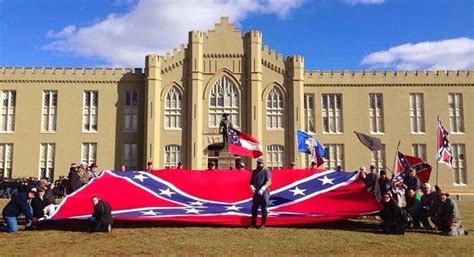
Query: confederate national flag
437,120,453,167
393,151,432,185
227,127,263,158
49,169,382,226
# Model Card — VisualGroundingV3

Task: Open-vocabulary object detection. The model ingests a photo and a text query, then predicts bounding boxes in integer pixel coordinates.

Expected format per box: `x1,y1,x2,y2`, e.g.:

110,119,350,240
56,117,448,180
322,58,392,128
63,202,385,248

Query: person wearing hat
248,158,271,229
432,190,468,236
219,113,233,148
67,163,83,194
1,187,37,232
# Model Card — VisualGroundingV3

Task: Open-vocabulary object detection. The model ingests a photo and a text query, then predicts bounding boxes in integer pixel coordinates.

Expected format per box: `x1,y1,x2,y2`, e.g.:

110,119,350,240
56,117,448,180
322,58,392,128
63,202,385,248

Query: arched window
164,145,181,169
266,86,284,129
209,76,239,127
266,144,284,169
164,86,182,129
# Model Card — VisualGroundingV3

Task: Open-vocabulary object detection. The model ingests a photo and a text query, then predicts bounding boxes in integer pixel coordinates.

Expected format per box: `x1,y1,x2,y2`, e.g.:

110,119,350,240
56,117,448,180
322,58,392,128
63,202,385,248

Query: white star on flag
289,186,306,196
159,188,176,197
189,201,204,206
133,174,148,182
225,205,242,211
318,176,334,185
185,208,201,214
141,210,159,216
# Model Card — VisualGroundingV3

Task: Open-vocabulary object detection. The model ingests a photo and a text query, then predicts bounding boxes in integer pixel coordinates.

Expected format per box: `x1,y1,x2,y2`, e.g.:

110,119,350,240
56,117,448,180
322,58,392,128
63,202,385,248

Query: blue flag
296,130,327,159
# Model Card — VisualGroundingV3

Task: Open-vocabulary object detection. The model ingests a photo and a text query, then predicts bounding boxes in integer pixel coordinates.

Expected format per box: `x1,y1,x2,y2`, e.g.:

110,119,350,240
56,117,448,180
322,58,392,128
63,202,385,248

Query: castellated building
0,17,473,192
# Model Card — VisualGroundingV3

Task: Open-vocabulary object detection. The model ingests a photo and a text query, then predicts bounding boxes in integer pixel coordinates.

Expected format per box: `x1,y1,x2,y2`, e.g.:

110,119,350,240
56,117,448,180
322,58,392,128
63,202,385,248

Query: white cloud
343,0,385,5
361,38,474,70
43,0,304,67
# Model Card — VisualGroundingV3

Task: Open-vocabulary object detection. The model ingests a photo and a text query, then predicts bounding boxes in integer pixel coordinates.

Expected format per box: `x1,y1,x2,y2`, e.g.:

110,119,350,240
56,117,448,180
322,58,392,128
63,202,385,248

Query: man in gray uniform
248,158,271,229
432,190,468,236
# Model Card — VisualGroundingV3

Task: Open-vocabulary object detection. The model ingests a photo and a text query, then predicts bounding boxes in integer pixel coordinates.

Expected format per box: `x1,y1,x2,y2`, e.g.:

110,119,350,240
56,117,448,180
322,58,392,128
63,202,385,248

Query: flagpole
389,140,402,176
436,115,439,186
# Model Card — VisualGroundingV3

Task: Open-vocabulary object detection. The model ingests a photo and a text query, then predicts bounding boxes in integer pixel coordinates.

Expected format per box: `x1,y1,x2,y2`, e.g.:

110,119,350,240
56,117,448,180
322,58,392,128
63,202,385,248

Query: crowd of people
0,160,470,236
358,165,468,236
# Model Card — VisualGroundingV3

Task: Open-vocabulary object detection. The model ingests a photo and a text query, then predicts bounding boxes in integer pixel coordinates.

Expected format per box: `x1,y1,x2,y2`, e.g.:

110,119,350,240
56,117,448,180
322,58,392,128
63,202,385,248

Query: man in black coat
1,187,37,232
67,165,82,194
90,195,113,232
248,158,271,229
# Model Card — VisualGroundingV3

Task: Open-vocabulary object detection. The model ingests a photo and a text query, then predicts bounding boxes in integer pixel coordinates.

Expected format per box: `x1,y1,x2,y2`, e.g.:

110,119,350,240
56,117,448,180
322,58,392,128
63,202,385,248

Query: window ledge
410,132,426,135
164,128,183,131
82,131,98,134
0,131,15,134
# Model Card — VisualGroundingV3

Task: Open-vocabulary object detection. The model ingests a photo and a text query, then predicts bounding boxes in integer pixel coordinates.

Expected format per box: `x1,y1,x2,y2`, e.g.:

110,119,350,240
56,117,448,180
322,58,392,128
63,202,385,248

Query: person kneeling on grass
90,195,113,233
1,187,38,232
431,190,468,236
379,193,406,235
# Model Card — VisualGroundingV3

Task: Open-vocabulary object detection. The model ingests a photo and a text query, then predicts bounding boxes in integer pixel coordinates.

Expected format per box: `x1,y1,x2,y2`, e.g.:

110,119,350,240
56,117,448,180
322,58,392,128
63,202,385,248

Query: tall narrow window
266,87,284,129
448,93,464,133
42,91,57,132
452,144,467,185
324,144,344,170
83,91,98,132
124,91,139,132
82,143,97,165
209,76,240,127
0,143,13,178
409,93,425,133
266,145,284,169
371,144,385,172
411,144,427,161
39,143,55,179
1,90,16,132
164,145,181,168
164,87,182,129
322,94,343,133
123,143,138,171
304,94,315,132
369,93,384,133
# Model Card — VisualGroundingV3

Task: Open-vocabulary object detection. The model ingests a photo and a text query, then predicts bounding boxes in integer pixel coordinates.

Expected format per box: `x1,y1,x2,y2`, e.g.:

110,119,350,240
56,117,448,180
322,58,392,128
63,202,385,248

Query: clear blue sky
0,0,473,70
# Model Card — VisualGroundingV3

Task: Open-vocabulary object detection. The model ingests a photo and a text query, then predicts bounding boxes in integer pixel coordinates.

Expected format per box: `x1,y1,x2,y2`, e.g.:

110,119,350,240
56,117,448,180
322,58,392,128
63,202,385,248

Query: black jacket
67,169,82,194
92,200,113,224
31,196,47,218
2,192,34,220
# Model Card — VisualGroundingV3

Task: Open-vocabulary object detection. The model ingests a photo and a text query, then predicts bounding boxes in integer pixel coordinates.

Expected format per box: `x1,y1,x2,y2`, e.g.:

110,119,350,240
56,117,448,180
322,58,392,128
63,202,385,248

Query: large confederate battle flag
49,169,381,226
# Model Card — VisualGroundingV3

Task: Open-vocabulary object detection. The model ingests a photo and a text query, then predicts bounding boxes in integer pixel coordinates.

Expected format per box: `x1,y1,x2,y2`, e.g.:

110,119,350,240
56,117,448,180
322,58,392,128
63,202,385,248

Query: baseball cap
256,158,264,164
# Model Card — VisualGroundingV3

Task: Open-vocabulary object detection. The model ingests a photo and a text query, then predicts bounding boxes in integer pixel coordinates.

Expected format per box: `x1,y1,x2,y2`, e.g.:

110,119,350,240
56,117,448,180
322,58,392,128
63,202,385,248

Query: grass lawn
1,199,472,256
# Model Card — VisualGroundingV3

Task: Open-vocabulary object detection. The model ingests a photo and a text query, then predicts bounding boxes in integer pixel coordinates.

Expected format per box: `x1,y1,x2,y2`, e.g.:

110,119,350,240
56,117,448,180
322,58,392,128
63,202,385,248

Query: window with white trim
452,144,467,185
369,93,384,133
164,87,182,129
371,144,385,173
411,144,427,161
324,144,344,170
409,93,425,133
266,144,284,169
83,91,98,132
123,143,138,171
448,93,464,133
42,91,57,132
164,145,181,169
0,144,13,178
39,143,55,179
304,94,315,132
322,94,343,133
266,87,284,129
81,143,97,165
1,91,16,132
209,76,240,127
124,91,138,132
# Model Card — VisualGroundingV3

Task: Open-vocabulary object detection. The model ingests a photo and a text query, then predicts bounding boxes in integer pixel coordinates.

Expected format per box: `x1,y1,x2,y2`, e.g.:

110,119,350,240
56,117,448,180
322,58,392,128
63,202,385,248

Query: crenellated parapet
0,66,144,84
160,44,186,75
304,70,474,86
261,44,285,75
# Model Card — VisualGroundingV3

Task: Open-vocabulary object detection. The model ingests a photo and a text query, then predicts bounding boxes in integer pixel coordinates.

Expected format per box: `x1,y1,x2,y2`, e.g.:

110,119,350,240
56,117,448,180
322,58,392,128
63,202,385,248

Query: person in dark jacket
379,193,406,235
248,158,271,229
1,187,37,232
67,165,82,194
403,168,421,191
417,183,439,229
90,195,113,232
432,191,468,236
31,187,47,219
